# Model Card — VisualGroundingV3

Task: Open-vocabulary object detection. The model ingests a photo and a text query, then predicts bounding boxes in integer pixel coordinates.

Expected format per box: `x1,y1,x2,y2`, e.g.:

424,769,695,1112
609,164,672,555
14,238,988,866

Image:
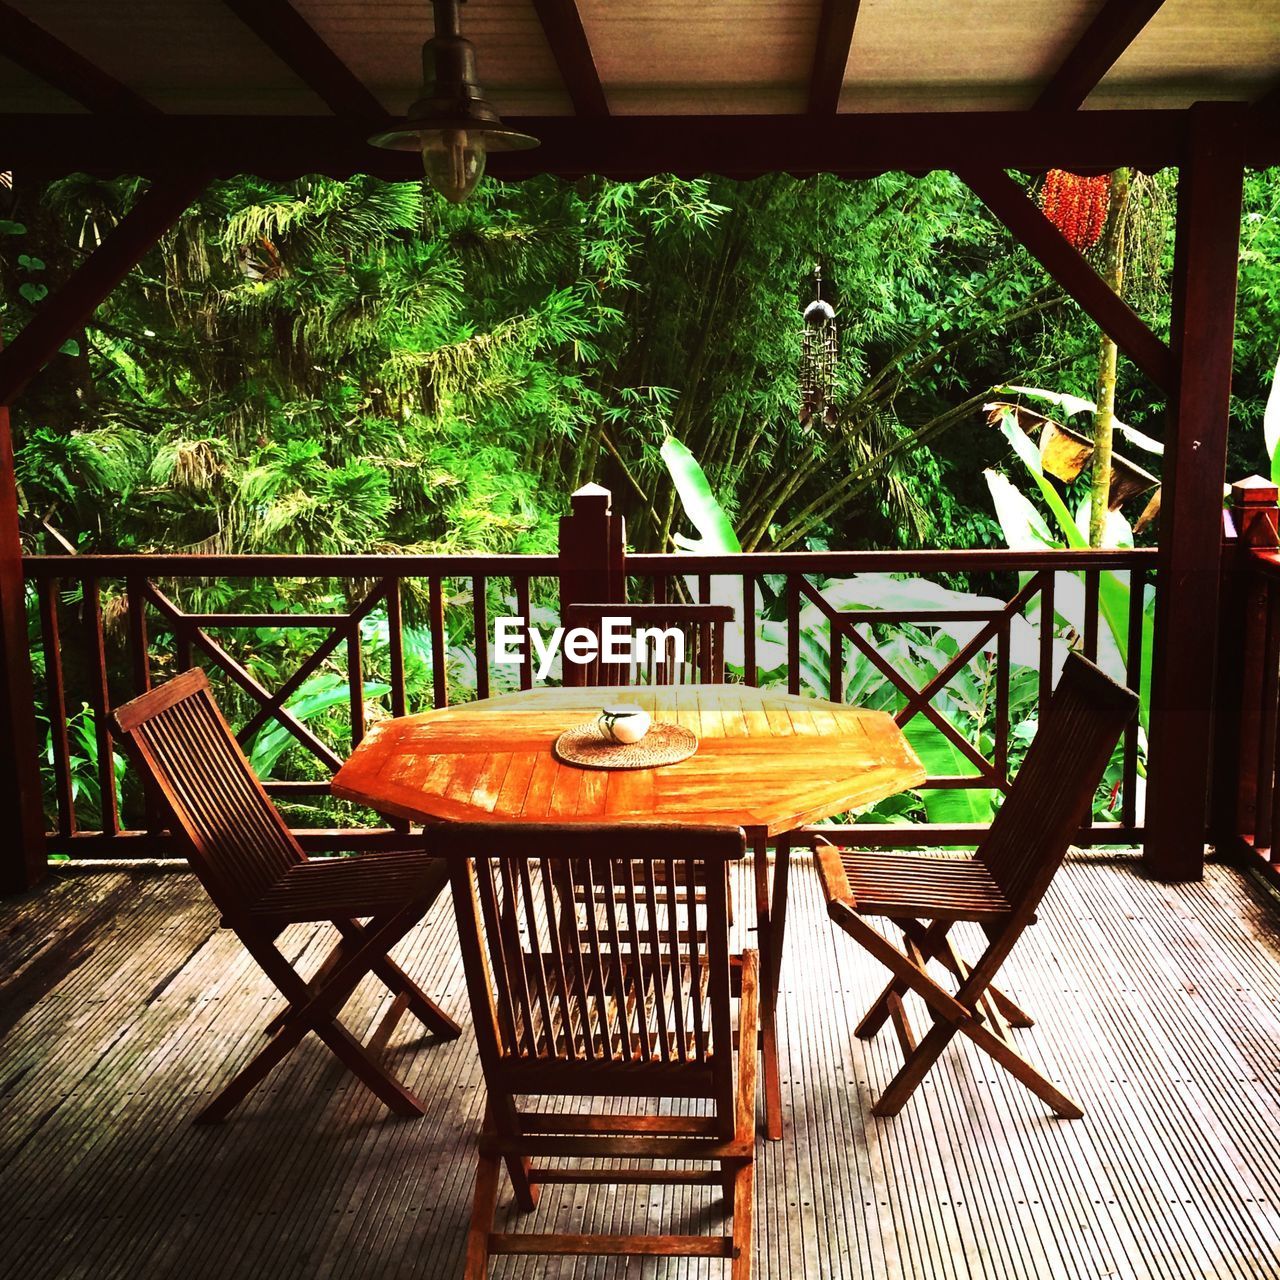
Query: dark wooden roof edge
0,0,160,115
223,0,389,127
530,0,609,118
2,107,1275,182
809,0,862,115
1034,0,1168,112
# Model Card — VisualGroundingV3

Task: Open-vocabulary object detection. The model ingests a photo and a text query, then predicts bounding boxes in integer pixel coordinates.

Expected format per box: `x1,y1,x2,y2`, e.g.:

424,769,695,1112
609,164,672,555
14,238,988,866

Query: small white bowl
598,704,651,744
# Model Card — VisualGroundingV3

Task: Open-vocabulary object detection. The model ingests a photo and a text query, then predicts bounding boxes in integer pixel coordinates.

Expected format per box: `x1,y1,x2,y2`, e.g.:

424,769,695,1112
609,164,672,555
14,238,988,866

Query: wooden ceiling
1,0,1278,176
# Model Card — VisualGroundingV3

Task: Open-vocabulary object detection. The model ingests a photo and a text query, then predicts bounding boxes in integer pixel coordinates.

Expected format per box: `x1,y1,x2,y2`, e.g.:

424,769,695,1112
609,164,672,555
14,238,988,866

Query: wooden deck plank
3,855,1280,1278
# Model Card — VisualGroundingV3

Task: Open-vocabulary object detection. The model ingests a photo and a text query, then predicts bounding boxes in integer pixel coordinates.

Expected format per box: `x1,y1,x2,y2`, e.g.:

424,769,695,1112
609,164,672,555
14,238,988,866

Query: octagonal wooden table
333,683,926,1138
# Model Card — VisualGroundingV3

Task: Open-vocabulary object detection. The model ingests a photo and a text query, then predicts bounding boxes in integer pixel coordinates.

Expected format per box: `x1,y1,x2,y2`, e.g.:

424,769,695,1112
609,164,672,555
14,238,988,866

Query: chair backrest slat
564,603,734,686
978,652,1137,915
111,669,304,913
434,823,744,1095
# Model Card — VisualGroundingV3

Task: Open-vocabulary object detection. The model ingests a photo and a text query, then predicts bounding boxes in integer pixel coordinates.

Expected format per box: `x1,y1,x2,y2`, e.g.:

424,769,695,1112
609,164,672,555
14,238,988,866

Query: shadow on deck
2,852,1280,1279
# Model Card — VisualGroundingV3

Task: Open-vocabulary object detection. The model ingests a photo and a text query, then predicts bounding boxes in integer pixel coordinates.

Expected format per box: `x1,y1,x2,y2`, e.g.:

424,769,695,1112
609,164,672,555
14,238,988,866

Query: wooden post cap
1230,475,1279,507
571,482,612,514
1231,475,1280,548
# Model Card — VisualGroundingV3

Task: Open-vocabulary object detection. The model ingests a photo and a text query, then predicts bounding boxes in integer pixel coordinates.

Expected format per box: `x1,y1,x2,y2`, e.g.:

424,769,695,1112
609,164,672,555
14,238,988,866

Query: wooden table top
332,684,926,837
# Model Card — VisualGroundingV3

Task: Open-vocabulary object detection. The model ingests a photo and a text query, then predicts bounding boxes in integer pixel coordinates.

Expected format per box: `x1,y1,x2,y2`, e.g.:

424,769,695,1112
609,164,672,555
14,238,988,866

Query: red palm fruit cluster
1039,169,1111,251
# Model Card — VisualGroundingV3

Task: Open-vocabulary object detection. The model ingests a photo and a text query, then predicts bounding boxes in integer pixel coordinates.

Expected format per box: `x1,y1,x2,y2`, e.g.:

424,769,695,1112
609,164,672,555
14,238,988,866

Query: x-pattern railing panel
795,571,1050,793
27,547,1152,854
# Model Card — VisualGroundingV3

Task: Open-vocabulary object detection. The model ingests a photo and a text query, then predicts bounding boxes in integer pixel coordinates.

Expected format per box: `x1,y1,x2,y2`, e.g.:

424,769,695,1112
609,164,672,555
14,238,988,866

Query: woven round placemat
553,721,698,771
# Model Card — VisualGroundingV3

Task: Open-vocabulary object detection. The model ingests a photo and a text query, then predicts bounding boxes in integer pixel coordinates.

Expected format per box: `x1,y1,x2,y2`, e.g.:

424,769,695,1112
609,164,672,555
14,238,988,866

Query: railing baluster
995,619,1010,785
347,609,365,748
37,578,75,840
653,574,668,605
83,577,119,838
429,576,448,708
473,573,489,701
742,573,757,687
1123,565,1145,830
697,573,711,606
829,621,843,703
1083,570,1099,661
385,576,407,717
787,573,801,696
174,600,193,672
126,576,161,833
1038,570,1055,717
515,575,533,690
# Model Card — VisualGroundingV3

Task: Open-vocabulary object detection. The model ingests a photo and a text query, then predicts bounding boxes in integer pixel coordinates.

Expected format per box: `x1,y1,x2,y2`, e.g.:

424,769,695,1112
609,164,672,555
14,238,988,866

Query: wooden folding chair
111,668,461,1123
815,652,1138,1119
427,821,757,1278
564,602,735,685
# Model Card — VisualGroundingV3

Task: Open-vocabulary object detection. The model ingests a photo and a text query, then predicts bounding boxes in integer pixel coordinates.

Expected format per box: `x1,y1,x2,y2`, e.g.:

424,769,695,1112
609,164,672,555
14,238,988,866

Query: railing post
1212,476,1280,855
558,483,626,685
0,401,47,892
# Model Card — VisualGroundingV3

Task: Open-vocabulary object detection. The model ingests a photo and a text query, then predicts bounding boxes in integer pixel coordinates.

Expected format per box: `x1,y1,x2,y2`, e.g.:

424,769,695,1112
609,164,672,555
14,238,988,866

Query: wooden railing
1218,476,1280,877
25,512,1155,857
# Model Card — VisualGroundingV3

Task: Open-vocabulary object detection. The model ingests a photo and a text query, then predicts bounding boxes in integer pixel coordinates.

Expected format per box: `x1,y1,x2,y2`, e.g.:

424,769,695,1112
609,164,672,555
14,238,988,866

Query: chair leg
899,918,1036,1029
262,935,346,1037
731,1157,754,1280
505,1155,539,1212
334,918,462,1039
856,919,952,1039
752,833,781,1141
872,1019,958,1116
484,1098,540,1211
960,1016,1084,1118
464,1151,500,1280
202,909,431,1122
195,1018,309,1124
311,1014,427,1115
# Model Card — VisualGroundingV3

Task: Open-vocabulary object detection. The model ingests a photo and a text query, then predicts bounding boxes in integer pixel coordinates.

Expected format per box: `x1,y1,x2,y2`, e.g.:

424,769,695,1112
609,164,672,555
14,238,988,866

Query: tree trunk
1089,168,1131,547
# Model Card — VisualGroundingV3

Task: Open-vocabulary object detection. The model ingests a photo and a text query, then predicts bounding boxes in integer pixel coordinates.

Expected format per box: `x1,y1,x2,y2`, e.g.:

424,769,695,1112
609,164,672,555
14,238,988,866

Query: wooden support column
0,175,205,889
557,483,626,685
0,385,45,892
1144,102,1248,880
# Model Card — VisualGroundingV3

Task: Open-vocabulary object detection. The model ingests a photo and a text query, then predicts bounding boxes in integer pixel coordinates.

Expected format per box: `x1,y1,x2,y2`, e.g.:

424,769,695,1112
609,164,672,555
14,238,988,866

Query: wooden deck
3,851,1280,1279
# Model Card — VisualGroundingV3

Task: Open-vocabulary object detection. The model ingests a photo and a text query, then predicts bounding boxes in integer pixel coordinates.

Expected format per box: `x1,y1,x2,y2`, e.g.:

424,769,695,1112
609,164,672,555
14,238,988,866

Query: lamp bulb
422,128,486,203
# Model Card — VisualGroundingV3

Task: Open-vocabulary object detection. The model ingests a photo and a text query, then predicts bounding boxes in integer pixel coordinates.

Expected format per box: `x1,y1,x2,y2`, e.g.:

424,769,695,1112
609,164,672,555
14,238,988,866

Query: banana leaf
248,674,392,778
659,436,742,553
902,719,997,829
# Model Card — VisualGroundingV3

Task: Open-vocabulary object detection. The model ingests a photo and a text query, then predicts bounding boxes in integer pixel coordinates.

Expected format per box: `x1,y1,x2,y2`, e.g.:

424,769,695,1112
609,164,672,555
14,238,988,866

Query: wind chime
799,266,839,428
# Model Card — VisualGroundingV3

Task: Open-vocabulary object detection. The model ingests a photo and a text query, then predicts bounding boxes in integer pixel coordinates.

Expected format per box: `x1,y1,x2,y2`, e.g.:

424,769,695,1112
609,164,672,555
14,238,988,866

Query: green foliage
6,167,1278,841
984,403,1155,733
0,168,1128,560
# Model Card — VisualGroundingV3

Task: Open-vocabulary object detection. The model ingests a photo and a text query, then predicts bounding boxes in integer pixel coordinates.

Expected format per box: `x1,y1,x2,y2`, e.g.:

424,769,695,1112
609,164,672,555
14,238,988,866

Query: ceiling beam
3,109,1277,182
808,0,862,115
0,1,159,115
961,167,1173,390
0,173,209,406
223,0,388,128
531,0,609,118
1034,0,1167,111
